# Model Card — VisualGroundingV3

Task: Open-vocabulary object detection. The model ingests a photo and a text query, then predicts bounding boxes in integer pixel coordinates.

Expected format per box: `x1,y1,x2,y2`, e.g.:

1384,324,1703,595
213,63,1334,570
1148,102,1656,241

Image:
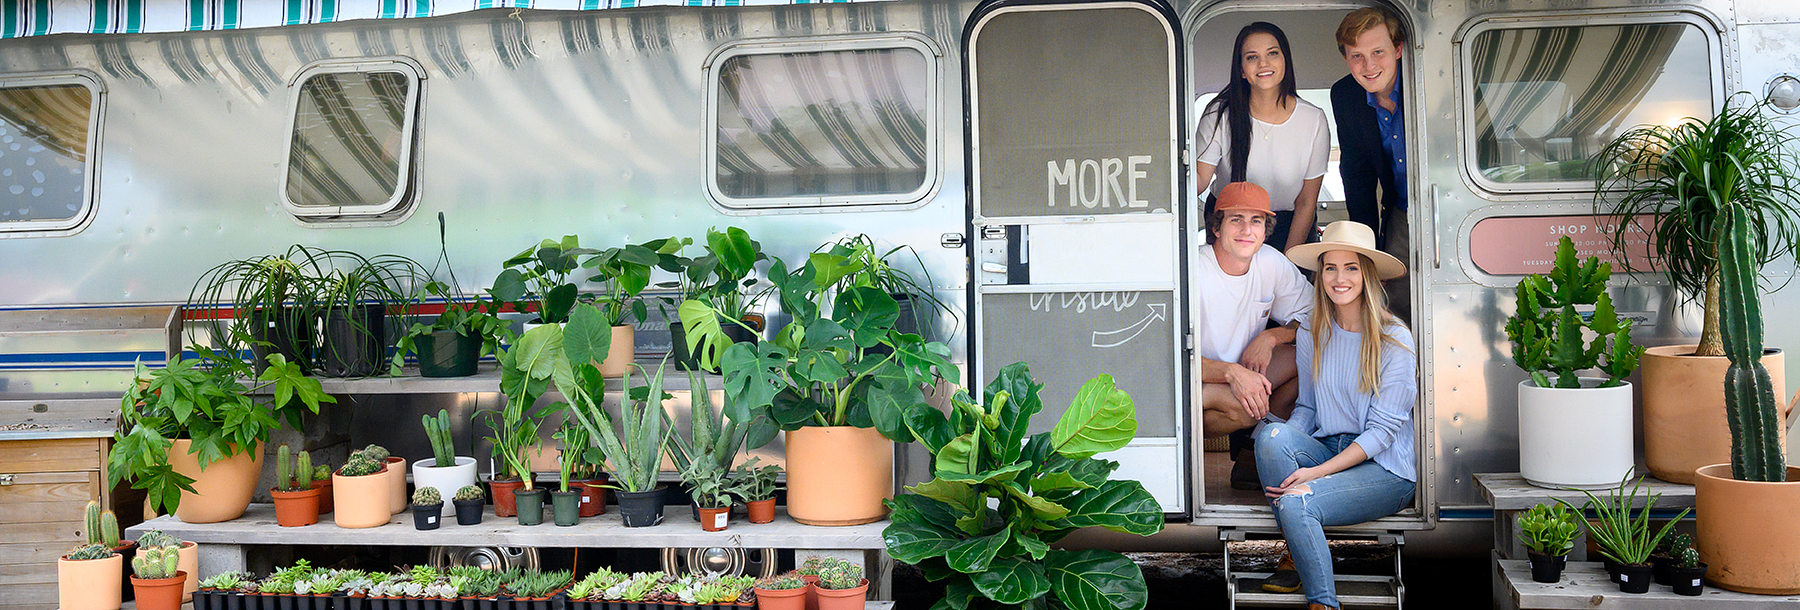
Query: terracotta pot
1642,346,1786,483
786,426,892,526
312,478,334,514
813,580,868,610
132,571,189,610
698,506,729,531
590,324,636,377
272,486,323,527
489,478,525,518
58,552,122,610
333,465,393,529
135,540,201,601
168,439,264,523
1695,464,1800,594
752,584,807,610
746,498,776,524
383,457,408,514
572,478,609,517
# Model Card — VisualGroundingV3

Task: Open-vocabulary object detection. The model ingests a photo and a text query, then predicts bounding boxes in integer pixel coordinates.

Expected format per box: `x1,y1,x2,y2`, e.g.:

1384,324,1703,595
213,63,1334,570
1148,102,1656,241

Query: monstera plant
883,363,1163,610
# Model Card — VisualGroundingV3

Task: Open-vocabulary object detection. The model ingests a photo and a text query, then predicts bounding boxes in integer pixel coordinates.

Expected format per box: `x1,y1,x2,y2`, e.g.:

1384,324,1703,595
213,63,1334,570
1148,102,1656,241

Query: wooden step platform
1499,559,1800,609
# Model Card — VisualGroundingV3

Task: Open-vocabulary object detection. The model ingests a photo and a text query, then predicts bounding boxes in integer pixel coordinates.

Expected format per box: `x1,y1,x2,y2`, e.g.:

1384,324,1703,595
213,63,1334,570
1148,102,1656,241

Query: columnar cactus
1719,205,1786,482
84,501,102,545
100,510,120,548
296,450,313,490
132,546,181,580
424,409,456,467
277,444,294,491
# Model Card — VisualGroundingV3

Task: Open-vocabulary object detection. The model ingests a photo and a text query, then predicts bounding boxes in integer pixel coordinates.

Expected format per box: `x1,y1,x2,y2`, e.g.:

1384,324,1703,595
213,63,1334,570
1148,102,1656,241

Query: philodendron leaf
1050,480,1164,536
1050,375,1137,459
946,527,1011,573
1046,549,1149,610
972,558,1052,605
935,462,1032,486
564,303,613,368
884,519,964,564
908,479,981,515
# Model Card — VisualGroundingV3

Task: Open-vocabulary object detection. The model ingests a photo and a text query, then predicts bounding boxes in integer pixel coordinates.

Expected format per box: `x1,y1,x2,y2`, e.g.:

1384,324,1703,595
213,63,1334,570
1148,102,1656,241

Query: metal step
1229,572,1400,608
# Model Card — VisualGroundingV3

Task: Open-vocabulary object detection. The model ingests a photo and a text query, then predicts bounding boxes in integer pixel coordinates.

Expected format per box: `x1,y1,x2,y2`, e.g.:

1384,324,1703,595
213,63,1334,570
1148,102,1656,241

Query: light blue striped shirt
1285,315,1418,482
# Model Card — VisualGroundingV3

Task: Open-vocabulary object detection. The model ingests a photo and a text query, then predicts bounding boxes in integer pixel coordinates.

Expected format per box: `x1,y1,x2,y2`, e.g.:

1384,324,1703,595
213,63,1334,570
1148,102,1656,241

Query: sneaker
1229,448,1261,491
1261,554,1301,593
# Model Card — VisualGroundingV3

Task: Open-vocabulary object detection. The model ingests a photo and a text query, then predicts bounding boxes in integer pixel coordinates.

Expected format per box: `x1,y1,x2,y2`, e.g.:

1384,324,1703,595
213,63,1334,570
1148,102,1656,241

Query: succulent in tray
756,575,806,590
199,572,247,591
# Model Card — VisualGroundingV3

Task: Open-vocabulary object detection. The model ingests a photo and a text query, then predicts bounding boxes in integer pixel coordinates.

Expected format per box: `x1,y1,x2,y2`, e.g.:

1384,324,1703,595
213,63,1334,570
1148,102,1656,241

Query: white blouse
1195,99,1332,213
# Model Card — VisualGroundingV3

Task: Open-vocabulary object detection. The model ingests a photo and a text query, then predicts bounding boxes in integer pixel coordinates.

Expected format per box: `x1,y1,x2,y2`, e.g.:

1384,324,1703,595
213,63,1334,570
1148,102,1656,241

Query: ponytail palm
1591,94,1800,357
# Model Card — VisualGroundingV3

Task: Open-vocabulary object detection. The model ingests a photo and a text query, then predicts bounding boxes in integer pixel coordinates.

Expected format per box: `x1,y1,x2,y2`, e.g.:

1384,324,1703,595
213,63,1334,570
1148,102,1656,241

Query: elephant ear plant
1505,236,1644,388
883,363,1163,610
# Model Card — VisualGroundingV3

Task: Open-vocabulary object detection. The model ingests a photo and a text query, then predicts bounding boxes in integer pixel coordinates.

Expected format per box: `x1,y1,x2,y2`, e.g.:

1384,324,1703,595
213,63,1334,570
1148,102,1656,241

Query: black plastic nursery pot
615,486,667,527
1601,558,1623,583
667,321,701,371
1526,552,1566,583
413,502,445,530
1670,563,1708,596
454,498,485,525
1616,563,1653,593
226,592,245,610
279,594,297,610
514,489,547,526
322,304,387,377
251,306,316,374
551,490,582,526
418,329,481,377
1650,554,1673,585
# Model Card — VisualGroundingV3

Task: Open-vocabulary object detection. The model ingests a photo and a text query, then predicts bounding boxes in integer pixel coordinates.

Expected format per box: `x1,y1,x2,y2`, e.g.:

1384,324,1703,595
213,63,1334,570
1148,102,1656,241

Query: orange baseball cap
1214,182,1273,216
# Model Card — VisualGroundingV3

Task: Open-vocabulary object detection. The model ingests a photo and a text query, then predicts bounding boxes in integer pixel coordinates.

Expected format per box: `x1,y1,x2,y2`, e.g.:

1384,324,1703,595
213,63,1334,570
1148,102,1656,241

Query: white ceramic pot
412,456,478,516
1518,379,1634,489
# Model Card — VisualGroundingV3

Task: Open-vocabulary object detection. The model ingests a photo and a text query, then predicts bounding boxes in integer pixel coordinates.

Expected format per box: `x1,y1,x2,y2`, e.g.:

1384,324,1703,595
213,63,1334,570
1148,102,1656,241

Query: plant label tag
582,497,589,504
712,512,727,528
1620,574,1629,583
1692,579,1702,586
428,516,437,524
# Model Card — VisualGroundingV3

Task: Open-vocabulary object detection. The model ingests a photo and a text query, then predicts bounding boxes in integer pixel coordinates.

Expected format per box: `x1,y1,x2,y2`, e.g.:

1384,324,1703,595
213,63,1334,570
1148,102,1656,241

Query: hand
1225,364,1272,421
1265,466,1323,498
1239,332,1279,374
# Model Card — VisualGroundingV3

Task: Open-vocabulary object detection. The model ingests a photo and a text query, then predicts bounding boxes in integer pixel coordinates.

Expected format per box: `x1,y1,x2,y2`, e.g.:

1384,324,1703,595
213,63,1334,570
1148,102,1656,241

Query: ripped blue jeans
1255,423,1414,608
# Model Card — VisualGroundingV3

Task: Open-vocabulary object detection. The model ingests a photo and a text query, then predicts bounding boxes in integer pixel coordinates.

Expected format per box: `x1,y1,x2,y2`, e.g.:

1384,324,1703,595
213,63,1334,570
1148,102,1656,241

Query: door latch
940,233,965,248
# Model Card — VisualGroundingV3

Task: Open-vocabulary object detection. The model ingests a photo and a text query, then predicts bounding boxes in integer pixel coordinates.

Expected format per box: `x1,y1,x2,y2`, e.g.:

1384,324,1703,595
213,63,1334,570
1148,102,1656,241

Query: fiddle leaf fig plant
882,363,1161,610
1504,236,1644,388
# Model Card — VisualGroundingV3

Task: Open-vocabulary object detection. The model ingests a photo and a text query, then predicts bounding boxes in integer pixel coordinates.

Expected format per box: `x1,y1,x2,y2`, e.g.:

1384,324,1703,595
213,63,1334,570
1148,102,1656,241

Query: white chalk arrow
1091,303,1167,348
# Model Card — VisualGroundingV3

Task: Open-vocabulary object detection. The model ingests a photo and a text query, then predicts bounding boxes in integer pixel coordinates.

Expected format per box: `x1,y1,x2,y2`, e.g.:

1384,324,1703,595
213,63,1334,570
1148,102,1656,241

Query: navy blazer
1330,73,1402,250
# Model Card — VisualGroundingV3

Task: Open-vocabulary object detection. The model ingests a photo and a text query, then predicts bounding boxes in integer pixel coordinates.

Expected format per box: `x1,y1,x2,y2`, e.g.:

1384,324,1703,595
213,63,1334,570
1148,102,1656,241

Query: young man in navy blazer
1329,7,1410,323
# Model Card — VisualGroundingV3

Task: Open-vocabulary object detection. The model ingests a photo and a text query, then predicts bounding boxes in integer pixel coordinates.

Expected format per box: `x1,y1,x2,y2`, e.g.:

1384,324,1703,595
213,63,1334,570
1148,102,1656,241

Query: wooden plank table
1474,473,1695,562
127,504,894,600
1499,559,1800,609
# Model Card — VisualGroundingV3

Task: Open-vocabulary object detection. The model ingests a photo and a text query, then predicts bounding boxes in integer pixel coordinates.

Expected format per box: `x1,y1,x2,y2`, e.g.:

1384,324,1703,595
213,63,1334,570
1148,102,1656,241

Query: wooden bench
1475,473,1695,562
126,504,894,600
1498,559,1800,609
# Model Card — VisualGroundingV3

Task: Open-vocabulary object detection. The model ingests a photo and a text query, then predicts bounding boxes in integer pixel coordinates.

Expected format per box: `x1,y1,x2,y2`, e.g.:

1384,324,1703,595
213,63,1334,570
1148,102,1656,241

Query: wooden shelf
1500,559,1800,609
1475,473,1696,512
249,363,719,395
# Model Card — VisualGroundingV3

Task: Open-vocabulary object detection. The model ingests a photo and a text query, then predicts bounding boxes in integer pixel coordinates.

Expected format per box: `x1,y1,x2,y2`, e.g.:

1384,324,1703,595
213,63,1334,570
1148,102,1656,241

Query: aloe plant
1505,236,1645,388
883,363,1162,610
1557,474,1689,565
1719,204,1787,482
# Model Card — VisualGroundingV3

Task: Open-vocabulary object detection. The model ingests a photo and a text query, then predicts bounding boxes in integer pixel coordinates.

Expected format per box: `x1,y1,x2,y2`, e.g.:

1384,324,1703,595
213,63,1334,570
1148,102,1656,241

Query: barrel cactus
1719,205,1786,482
454,485,484,502
818,563,864,590
412,486,442,507
338,455,382,477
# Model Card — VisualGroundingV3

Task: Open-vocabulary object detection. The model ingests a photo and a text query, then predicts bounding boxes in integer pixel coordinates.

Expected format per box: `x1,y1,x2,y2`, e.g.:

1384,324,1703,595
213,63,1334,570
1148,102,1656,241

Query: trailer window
1462,18,1718,191
283,59,423,219
0,74,102,236
706,35,940,210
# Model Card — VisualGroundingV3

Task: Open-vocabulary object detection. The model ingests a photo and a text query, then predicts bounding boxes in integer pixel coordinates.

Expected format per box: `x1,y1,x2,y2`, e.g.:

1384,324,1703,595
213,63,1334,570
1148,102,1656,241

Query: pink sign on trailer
1468,214,1659,276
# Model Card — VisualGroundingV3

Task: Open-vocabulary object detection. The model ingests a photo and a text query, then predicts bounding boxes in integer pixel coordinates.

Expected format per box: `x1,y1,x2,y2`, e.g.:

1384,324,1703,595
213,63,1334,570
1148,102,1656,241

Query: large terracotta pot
1694,464,1800,594
332,466,393,529
167,439,265,523
383,457,408,514
133,541,199,601
786,426,892,526
58,553,122,610
596,325,637,377
1642,346,1786,484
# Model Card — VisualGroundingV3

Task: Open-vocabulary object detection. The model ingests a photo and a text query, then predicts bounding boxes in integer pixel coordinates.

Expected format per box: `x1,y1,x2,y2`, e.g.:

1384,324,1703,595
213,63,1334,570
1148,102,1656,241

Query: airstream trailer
1,0,1797,600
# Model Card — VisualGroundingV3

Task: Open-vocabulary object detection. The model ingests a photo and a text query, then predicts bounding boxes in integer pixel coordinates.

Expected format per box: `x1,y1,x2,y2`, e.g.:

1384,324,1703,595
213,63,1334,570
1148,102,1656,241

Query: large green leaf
986,363,1045,463
885,519,964,564
888,494,964,532
491,268,527,303
564,303,613,368
1050,375,1137,459
1030,472,1096,497
1046,549,1149,610
972,558,1052,605
933,576,978,610
938,432,978,476
908,479,981,515
719,341,784,413
864,370,920,443
833,286,899,347
936,461,1032,486
1003,482,1070,521
946,527,1010,573
1050,480,1164,536
904,403,955,453
708,227,760,279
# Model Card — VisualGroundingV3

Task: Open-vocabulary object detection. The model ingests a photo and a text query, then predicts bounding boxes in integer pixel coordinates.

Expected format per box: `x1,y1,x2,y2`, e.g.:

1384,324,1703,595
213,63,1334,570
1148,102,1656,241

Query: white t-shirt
1194,243,1313,365
1195,99,1332,212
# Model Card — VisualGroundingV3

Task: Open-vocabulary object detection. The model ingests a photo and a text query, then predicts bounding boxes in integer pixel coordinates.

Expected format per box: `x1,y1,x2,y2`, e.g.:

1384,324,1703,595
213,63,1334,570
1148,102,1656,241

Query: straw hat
1286,221,1406,280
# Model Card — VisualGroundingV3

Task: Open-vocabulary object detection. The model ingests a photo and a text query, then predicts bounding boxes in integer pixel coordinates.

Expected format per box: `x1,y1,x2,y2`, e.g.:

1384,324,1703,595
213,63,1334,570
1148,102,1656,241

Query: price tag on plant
712,512,727,529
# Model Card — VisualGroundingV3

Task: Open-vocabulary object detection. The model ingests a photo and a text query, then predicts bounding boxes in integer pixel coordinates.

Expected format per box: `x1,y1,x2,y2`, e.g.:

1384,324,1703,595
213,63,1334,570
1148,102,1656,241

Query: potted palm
1557,475,1689,594
185,246,331,374
1518,502,1579,583
111,348,332,523
413,410,477,517
270,445,322,527
1505,236,1644,488
1598,95,1800,593
1593,95,1800,485
318,254,426,378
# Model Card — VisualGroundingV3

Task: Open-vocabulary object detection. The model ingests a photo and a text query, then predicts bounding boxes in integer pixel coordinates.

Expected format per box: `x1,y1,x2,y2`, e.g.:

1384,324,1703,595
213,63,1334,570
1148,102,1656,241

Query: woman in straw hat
1252,220,1417,610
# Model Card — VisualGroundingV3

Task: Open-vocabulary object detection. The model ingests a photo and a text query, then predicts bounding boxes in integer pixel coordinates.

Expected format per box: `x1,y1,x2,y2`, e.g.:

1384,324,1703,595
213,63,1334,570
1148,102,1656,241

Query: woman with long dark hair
1255,220,1417,610
1195,21,1331,252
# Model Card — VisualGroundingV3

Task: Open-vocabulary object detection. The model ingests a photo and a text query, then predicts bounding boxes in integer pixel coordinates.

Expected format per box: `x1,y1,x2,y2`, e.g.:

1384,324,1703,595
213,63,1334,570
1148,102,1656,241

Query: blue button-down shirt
1366,81,1406,210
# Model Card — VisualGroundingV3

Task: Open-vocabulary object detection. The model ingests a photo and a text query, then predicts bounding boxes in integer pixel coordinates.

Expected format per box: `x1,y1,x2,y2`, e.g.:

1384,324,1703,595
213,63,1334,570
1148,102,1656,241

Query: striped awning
1,0,886,39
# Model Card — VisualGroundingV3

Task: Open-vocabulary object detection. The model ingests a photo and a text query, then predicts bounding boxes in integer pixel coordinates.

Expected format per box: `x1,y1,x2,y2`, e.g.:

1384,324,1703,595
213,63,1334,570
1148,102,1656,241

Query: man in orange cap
1195,182,1315,490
